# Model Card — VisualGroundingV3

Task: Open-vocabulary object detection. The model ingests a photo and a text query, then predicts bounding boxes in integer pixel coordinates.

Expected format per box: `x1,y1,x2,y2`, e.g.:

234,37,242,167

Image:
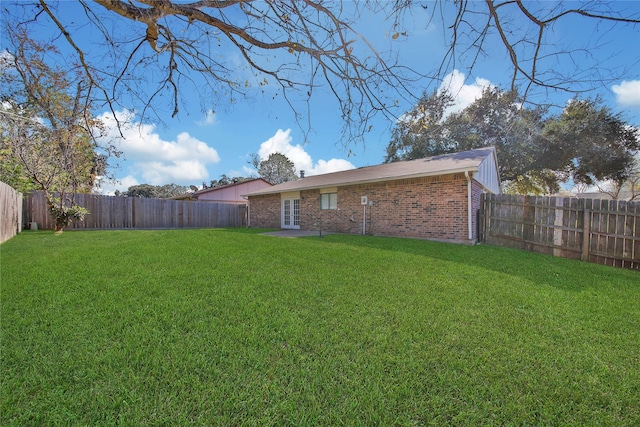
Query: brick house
245,147,500,243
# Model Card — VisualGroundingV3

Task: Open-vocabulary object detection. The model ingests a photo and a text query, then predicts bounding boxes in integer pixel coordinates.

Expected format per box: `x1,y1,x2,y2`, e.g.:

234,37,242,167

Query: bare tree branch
21,0,406,143
427,0,640,102
4,0,638,145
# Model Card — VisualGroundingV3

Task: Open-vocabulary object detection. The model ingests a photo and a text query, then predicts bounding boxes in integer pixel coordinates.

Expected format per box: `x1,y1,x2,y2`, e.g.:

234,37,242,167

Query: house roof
194,178,271,196
245,147,500,197
168,193,197,201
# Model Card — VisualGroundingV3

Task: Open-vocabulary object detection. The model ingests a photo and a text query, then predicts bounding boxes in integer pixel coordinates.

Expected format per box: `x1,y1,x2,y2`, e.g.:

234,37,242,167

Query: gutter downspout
465,171,473,241
363,204,366,236
246,197,250,228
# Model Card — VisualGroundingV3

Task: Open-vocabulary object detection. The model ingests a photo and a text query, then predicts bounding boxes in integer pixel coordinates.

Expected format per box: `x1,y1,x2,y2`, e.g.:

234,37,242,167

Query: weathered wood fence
479,194,640,270
0,181,23,243
24,192,247,230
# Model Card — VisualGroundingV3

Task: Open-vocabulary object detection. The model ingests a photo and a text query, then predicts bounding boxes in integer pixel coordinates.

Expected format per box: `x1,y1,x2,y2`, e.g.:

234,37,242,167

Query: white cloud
439,70,493,117
397,70,494,126
197,109,218,126
97,110,220,185
258,129,313,171
0,50,14,70
137,160,211,184
257,129,355,176
95,175,139,195
612,80,640,107
228,165,257,178
310,159,357,175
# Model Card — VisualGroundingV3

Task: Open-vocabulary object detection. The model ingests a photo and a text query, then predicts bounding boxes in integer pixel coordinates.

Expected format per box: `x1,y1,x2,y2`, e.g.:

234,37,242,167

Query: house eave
196,178,271,196
244,166,480,197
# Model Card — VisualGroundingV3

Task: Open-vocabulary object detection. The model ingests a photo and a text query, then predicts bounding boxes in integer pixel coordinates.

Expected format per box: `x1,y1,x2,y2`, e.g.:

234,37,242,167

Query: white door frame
281,197,300,229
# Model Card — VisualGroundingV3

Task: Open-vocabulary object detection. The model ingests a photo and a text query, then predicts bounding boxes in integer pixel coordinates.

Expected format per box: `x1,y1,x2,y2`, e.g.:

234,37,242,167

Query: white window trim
321,192,338,210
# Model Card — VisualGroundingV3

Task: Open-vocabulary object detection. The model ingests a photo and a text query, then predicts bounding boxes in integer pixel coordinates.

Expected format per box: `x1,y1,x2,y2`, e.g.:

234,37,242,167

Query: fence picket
481,194,639,270
24,192,247,231
0,181,22,243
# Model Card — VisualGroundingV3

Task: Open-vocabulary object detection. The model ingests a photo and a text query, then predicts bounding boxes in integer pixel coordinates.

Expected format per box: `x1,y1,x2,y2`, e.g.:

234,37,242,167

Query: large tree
385,89,458,162
2,1,638,144
386,88,553,193
386,88,639,195
0,29,115,232
595,159,640,201
542,98,640,189
257,152,298,185
119,183,190,198
207,175,252,188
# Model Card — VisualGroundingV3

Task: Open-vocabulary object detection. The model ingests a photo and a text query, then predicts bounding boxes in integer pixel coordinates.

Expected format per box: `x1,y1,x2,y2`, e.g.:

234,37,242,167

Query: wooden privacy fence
24,192,247,230
479,194,640,270
1,181,23,243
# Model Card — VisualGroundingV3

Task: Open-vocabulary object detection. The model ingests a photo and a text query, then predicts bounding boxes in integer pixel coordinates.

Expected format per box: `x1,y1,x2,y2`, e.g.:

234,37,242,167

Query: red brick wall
471,179,485,241
248,193,281,228
249,173,486,243
299,189,364,235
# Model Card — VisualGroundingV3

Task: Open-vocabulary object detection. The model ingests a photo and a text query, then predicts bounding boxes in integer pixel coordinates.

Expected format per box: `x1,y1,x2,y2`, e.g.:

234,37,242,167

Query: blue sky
4,1,640,194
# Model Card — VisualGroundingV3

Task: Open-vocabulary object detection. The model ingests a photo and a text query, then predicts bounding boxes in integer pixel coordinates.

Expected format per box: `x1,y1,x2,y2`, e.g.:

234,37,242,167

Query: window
321,192,337,210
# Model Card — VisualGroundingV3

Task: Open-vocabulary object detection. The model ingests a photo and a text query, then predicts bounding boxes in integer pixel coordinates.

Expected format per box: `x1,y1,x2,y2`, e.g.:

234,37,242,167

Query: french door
281,198,300,229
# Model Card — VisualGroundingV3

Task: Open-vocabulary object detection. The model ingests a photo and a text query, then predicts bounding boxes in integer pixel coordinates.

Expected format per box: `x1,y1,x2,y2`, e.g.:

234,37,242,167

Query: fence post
553,198,564,257
522,196,535,243
478,194,485,242
581,209,591,262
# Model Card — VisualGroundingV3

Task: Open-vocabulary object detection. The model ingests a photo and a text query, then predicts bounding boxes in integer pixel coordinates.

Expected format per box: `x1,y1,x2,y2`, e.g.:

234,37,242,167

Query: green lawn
1,229,639,426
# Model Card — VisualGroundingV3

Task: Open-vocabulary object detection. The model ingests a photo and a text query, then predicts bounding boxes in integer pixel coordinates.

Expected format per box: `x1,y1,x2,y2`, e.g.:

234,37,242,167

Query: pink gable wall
196,179,271,204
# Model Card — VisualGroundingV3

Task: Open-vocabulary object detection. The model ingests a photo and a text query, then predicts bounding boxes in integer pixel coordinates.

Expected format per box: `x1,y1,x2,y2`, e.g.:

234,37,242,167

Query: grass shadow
307,234,638,292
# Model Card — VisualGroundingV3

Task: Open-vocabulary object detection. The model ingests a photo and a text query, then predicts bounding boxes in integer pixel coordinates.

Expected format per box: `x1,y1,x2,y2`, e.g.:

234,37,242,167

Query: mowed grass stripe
1,229,638,425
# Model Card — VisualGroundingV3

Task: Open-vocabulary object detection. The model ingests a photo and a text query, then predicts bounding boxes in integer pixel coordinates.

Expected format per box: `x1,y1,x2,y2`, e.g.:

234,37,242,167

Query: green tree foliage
619,161,640,201
595,158,640,201
120,183,190,198
542,98,640,187
258,153,298,185
0,29,115,232
155,183,190,198
386,89,639,195
207,175,252,188
385,90,457,161
386,88,553,193
120,184,157,198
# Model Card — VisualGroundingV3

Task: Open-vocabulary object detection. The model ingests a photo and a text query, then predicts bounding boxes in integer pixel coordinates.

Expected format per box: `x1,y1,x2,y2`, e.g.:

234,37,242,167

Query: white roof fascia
331,166,481,188
244,166,481,197
244,147,498,197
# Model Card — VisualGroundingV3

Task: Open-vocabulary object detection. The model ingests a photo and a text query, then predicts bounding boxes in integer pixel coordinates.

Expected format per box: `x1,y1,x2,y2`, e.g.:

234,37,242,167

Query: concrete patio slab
262,230,333,238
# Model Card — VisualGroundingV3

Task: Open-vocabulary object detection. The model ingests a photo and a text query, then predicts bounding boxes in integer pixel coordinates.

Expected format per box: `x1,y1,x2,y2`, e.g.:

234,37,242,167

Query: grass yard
1,229,639,426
